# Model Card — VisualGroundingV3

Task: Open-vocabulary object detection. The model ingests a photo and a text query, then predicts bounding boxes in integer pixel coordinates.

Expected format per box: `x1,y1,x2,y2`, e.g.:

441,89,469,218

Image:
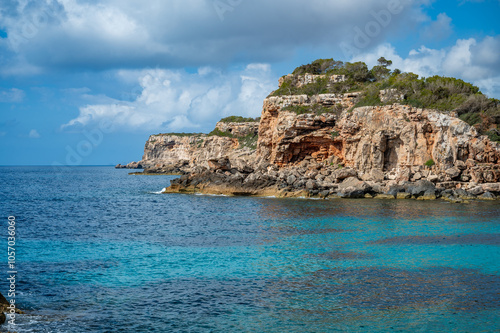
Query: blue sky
0,0,499,166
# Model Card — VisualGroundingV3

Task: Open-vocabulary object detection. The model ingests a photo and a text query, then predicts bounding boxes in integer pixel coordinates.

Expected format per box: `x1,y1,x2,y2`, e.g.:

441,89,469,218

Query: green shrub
239,133,259,149
354,85,382,108
292,59,343,75
208,128,234,137
425,159,435,167
459,112,482,126
486,130,500,143
219,116,259,123
154,132,202,137
272,58,500,137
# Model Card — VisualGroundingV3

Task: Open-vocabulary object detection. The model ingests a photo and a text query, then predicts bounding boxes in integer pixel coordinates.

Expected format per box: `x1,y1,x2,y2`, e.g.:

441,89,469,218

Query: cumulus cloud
0,0,429,71
352,35,500,98
62,64,275,132
29,129,40,138
420,13,453,41
0,88,25,102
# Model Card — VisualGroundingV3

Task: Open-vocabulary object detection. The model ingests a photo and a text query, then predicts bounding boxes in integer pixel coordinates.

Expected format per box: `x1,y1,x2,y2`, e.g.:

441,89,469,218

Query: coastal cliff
122,59,500,201
116,120,258,174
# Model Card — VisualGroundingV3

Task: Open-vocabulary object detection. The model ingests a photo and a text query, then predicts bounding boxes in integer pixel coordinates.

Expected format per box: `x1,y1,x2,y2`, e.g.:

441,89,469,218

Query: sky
0,0,499,166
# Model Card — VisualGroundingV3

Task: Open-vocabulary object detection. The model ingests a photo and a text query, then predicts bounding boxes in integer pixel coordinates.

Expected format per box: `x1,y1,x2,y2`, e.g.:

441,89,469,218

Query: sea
0,166,499,332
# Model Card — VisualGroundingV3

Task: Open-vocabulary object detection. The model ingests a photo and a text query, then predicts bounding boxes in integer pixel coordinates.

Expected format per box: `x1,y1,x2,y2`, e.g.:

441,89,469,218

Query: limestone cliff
117,121,258,174
124,72,500,201
257,101,500,183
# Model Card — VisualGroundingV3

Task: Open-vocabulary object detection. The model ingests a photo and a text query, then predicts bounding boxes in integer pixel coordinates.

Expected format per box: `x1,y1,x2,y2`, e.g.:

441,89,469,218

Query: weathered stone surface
417,190,437,200
215,121,258,137
128,75,500,201
306,180,317,190
482,183,500,193
445,167,461,179
375,194,395,199
396,192,412,199
453,189,475,200
278,74,346,88
257,101,500,182
336,177,371,198
479,192,496,200
407,180,436,198
334,168,358,181
455,160,467,170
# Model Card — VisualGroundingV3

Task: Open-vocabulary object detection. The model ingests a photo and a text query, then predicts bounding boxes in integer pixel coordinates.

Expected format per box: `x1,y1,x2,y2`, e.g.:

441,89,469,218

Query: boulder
466,159,477,168
482,183,500,193
396,192,412,199
208,157,231,171
454,160,467,170
306,180,317,190
334,168,358,181
468,186,484,196
478,192,496,200
319,190,330,198
453,189,475,200
337,177,371,198
375,194,395,199
286,175,297,185
427,174,439,183
407,180,436,198
417,190,437,200
445,167,461,179
386,185,405,197
362,169,385,182
232,159,254,174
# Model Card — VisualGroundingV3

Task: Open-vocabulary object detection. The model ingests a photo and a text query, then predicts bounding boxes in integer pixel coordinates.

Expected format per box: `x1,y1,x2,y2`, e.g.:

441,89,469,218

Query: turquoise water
0,166,499,332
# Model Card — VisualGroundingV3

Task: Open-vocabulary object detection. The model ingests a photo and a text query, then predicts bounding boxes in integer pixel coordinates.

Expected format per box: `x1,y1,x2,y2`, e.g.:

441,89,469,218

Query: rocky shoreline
118,73,500,203
166,158,499,203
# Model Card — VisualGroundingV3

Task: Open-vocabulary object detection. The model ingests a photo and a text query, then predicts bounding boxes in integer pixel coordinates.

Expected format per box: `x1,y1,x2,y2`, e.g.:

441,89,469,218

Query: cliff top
272,57,500,143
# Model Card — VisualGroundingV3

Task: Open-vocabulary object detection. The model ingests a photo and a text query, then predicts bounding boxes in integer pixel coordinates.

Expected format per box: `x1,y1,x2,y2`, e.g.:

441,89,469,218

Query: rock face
215,121,259,137
117,121,258,174
126,75,500,200
258,102,500,183
279,74,346,88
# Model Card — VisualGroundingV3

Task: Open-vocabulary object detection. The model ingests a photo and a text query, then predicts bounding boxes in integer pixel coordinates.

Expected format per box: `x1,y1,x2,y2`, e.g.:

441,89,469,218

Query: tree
377,57,393,68
371,65,391,81
344,62,371,82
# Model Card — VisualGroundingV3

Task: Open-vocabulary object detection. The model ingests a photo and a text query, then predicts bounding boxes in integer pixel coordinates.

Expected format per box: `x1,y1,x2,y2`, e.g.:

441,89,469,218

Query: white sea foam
150,188,167,194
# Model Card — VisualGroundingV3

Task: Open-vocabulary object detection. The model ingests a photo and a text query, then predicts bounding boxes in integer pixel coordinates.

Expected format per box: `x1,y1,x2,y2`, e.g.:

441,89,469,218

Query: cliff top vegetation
218,116,260,123
273,57,500,142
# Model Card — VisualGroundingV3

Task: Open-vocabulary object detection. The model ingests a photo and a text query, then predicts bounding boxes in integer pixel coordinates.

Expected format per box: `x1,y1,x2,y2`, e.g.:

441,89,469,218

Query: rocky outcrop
164,100,500,200
279,73,346,88
0,291,23,324
258,103,500,182
118,121,258,174
215,121,259,137
124,73,500,201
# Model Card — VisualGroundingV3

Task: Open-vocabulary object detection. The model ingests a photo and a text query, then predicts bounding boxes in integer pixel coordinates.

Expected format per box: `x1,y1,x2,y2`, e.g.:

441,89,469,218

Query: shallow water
0,166,499,332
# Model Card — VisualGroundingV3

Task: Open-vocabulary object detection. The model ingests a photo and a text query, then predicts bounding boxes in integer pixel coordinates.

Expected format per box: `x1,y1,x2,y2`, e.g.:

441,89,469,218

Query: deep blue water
0,166,499,332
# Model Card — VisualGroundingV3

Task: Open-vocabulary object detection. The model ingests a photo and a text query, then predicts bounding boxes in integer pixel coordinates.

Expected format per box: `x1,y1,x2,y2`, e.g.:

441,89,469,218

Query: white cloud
29,129,40,138
352,36,500,98
0,0,431,71
0,88,25,102
420,13,453,41
62,64,276,132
